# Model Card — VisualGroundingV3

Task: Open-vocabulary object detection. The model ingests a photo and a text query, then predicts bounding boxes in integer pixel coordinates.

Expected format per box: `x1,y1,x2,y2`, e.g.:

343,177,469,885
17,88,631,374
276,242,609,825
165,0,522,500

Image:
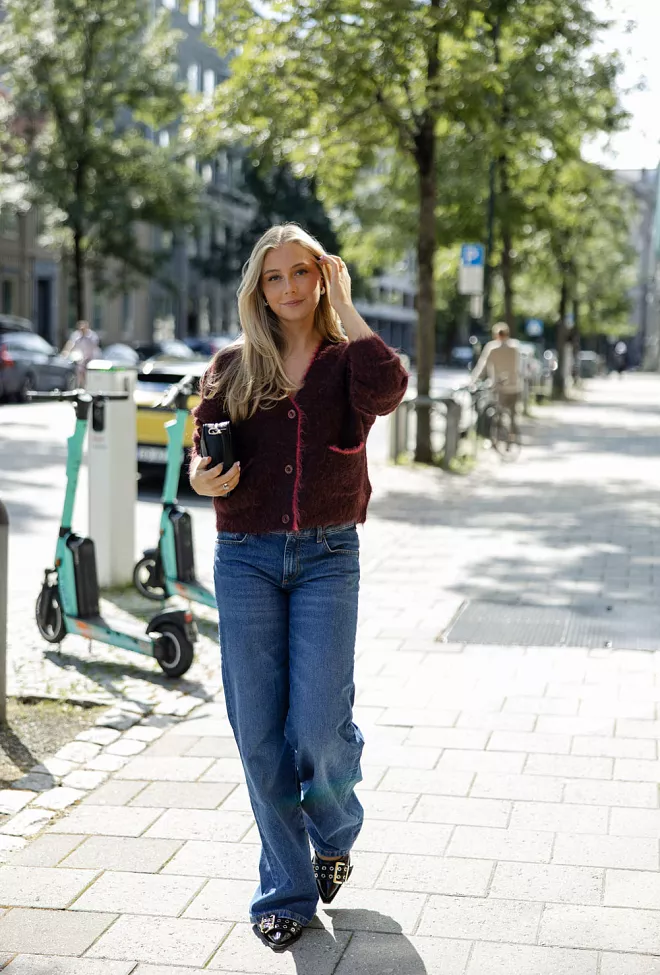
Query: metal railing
389,392,465,471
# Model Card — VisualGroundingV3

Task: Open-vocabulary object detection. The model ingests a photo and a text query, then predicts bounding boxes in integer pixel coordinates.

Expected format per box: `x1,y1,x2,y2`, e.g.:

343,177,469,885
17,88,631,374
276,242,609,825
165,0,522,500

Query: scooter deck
66,614,155,657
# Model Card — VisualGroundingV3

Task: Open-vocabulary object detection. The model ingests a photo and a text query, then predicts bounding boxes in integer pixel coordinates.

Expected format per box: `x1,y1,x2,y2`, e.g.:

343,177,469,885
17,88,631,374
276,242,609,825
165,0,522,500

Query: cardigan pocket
328,442,366,456
321,443,367,497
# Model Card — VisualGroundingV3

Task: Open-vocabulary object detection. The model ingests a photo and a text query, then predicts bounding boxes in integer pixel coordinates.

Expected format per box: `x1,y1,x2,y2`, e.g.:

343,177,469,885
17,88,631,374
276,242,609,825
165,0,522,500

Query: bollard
0,499,7,726
441,397,462,471
389,400,410,463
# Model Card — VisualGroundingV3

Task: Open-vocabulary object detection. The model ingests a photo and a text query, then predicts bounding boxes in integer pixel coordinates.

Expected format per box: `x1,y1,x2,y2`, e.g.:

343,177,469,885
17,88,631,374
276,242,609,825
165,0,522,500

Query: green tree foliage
0,0,201,320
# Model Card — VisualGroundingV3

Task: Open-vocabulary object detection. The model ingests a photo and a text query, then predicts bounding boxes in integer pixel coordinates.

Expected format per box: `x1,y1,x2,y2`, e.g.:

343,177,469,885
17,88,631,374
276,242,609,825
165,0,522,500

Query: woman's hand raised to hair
318,254,373,342
190,456,241,498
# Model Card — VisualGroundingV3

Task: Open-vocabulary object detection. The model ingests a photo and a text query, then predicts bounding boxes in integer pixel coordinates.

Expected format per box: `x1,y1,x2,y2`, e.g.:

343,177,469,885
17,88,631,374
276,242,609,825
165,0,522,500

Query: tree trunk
553,271,569,399
73,229,85,323
415,118,437,465
499,156,514,329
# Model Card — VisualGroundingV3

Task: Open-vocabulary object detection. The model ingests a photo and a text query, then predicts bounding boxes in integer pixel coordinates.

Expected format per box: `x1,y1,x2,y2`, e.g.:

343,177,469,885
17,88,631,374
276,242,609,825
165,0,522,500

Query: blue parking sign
460,244,485,267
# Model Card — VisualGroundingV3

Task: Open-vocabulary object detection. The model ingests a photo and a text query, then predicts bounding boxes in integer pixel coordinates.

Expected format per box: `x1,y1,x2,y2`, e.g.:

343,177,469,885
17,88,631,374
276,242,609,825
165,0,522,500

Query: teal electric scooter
132,374,216,609
31,389,197,678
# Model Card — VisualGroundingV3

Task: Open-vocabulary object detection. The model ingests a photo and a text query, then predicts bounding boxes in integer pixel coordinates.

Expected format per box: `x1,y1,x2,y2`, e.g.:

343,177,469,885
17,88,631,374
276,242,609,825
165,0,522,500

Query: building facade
0,205,60,342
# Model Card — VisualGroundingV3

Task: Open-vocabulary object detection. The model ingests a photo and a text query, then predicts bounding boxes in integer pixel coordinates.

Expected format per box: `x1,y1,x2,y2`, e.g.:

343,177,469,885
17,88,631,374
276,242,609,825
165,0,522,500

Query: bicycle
465,379,522,461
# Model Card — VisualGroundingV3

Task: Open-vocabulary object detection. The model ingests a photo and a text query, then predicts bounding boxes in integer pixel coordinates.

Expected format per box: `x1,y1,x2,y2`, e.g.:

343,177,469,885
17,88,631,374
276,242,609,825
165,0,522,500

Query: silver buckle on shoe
333,860,349,884
260,914,276,933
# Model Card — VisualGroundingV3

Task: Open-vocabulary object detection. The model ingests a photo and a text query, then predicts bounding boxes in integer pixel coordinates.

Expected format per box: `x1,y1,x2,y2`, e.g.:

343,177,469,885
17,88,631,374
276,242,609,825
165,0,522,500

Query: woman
190,223,408,951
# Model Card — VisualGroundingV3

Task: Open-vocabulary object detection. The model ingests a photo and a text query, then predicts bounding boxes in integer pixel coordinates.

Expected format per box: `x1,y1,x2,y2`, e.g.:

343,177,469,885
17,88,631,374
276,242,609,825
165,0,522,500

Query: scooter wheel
133,555,165,602
36,584,66,644
153,622,194,678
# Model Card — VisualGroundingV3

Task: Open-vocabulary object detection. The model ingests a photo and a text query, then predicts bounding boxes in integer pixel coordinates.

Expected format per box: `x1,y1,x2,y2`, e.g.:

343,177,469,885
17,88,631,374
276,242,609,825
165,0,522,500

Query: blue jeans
214,523,365,926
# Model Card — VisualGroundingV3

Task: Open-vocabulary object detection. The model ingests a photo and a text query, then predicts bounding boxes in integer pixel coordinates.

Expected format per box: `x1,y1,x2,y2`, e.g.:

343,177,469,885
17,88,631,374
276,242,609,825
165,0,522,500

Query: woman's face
261,242,324,327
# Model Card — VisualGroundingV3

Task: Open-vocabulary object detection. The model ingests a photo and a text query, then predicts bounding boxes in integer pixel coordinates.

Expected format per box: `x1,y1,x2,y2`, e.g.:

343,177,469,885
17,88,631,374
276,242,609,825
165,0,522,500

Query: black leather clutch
200,421,235,473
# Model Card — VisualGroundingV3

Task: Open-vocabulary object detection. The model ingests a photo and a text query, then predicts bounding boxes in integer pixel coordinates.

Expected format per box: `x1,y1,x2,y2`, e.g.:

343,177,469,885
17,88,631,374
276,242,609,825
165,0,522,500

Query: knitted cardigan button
285,465,293,474
288,409,296,419
281,514,290,525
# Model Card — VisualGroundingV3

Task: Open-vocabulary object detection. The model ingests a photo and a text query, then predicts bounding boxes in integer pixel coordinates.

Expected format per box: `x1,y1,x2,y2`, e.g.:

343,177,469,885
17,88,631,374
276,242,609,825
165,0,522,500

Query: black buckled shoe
253,914,304,952
312,853,352,904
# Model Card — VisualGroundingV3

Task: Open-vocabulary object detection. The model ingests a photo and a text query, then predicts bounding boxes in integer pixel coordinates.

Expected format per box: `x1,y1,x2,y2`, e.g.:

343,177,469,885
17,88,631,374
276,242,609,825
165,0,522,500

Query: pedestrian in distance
471,321,522,440
189,222,408,952
61,319,100,388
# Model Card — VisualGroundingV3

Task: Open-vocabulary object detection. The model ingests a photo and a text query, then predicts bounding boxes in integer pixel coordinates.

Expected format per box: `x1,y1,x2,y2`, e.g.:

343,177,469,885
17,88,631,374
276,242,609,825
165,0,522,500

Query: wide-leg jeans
213,523,365,926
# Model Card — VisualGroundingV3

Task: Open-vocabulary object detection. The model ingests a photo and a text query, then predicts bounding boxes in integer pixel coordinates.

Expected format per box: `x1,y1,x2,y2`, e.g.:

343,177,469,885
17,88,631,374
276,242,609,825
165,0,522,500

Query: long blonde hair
204,223,347,421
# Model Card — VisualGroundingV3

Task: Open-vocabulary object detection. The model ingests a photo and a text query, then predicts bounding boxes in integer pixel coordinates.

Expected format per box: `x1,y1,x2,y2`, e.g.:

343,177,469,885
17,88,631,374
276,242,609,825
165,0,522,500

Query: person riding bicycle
61,320,100,388
470,322,522,440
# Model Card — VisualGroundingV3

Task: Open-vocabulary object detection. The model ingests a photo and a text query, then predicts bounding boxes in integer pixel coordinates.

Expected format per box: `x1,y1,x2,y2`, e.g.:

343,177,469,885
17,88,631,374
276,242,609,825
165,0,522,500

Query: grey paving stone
168,716,233,738
553,833,659,870
144,809,253,842
411,795,510,828
162,840,260,879
0,837,29,863
7,834,87,867
132,968,210,975
438,750,526,774
105,738,148,757
610,808,660,838
2,958,134,974
84,754,129,773
87,914,231,966
62,771,109,791
525,754,614,779
0,908,116,955
124,726,169,742
10,773,56,792
116,756,215,782
572,736,657,760
504,696,579,716
197,759,250,783
353,820,453,856
358,790,420,821
489,862,603,906
55,741,101,764
0,792,36,816
564,779,658,807
75,728,122,746
31,787,86,811
360,742,442,770
604,869,660,909
377,768,473,797
132,781,239,810
488,730,572,754
49,805,163,837
536,716,615,737
447,826,554,863
376,707,459,728
0,808,57,837
0,866,99,908
406,727,490,749
81,780,149,806
140,735,200,757
510,801,609,834
471,772,564,802
466,942,597,975
185,737,240,759
377,853,492,896
333,932,471,975
61,836,183,873
207,921,350,973
418,895,542,943
182,879,257,921
600,952,660,974
70,871,205,916
539,904,660,953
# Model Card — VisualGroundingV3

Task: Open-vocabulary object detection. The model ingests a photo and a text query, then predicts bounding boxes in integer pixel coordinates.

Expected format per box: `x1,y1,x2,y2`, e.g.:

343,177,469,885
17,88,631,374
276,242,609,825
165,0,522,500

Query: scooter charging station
86,362,137,588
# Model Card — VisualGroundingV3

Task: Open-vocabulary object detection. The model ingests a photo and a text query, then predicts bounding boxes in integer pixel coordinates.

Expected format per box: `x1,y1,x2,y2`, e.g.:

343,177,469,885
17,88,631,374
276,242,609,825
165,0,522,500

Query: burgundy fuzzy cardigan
191,334,408,533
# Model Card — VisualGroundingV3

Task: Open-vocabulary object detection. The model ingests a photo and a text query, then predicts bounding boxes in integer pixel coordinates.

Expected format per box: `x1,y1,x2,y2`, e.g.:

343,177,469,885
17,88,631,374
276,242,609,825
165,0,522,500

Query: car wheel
16,373,35,403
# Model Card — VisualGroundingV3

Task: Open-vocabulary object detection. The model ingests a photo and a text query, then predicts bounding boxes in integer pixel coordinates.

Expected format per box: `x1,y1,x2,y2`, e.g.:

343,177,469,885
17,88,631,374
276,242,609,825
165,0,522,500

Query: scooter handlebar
157,374,197,409
27,390,129,403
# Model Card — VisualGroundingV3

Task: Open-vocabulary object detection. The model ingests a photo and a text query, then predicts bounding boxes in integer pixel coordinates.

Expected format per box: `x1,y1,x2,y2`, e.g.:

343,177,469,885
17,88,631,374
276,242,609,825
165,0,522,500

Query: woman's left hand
318,254,352,314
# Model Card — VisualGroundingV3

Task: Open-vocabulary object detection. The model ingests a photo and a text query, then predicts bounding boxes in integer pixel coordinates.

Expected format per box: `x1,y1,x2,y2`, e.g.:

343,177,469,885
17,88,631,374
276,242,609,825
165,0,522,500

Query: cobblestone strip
0,694,209,855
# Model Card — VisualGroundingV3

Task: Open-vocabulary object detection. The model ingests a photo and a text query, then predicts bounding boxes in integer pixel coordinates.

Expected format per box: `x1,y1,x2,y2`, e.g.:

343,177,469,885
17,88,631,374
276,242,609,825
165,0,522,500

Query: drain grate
443,599,660,651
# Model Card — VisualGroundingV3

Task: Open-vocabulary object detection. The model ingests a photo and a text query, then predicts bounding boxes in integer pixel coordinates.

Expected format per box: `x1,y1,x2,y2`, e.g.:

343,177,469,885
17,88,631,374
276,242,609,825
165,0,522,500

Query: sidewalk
3,375,660,972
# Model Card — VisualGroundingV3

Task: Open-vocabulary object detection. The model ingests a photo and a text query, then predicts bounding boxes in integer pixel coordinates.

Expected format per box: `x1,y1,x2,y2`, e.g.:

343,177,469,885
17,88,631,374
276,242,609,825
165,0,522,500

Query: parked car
0,331,76,402
133,339,195,362
0,314,34,336
449,346,474,369
99,343,141,366
183,335,235,357
135,358,208,471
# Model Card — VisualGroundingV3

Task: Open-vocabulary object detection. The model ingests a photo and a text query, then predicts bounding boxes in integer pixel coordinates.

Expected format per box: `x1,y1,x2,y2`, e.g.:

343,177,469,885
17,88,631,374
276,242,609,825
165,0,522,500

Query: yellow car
135,358,209,471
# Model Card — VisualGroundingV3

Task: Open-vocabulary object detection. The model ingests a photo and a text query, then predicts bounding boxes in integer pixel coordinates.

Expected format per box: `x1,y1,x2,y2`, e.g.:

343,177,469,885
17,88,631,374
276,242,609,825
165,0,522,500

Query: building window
188,0,200,26
203,68,215,97
205,0,216,31
187,63,200,94
1,279,13,313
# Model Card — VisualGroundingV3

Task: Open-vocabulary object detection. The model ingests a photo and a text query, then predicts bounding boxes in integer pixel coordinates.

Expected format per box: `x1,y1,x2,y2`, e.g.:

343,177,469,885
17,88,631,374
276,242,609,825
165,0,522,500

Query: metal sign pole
0,499,8,726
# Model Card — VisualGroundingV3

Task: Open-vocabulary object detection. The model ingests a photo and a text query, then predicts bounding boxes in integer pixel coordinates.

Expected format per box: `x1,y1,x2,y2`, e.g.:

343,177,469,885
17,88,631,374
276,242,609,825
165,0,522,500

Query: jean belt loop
317,526,324,544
